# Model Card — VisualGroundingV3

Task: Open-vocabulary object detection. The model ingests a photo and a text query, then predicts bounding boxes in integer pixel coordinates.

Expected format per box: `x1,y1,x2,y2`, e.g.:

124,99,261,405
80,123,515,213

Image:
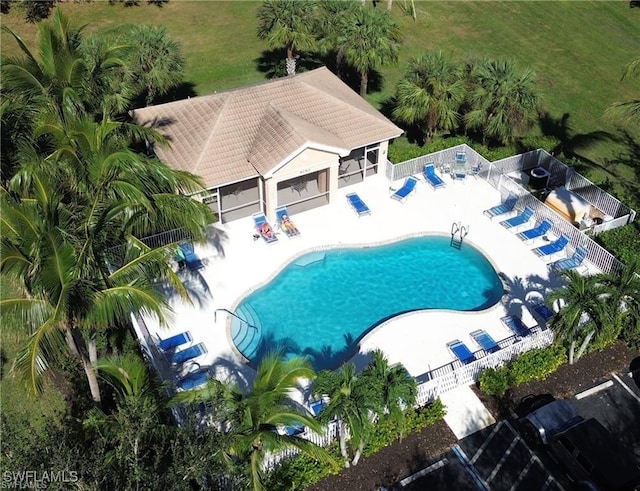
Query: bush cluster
264,399,446,491
478,346,566,397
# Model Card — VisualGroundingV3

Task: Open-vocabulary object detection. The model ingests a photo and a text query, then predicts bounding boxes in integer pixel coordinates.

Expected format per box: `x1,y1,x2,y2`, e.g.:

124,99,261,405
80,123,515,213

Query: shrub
365,398,446,456
478,346,566,396
516,135,561,154
478,367,513,397
388,136,470,163
596,223,640,264
264,399,447,489
264,444,342,491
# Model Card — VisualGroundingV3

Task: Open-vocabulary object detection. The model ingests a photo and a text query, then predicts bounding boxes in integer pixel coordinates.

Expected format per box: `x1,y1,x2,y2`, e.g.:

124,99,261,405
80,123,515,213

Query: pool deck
145,171,593,387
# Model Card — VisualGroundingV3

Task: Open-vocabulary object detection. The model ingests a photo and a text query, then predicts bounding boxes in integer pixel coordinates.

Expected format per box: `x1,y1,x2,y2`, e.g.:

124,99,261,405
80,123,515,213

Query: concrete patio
141,169,592,390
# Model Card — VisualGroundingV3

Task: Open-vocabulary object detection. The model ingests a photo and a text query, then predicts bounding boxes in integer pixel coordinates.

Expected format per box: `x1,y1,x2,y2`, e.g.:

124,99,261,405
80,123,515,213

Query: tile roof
131,67,403,188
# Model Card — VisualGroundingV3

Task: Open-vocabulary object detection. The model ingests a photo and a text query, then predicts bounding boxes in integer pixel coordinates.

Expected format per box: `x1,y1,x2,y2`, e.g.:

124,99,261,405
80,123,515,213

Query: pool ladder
451,221,469,249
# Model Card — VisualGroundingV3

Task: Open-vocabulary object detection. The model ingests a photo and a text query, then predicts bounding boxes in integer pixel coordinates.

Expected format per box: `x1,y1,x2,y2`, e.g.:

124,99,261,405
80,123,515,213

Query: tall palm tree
0,180,182,403
117,24,185,107
464,58,540,146
314,363,378,467
173,353,334,491
257,0,318,76
360,349,416,439
547,270,611,364
1,8,128,120
2,116,213,404
335,4,400,97
85,354,172,490
393,52,466,143
602,259,640,338
605,56,640,123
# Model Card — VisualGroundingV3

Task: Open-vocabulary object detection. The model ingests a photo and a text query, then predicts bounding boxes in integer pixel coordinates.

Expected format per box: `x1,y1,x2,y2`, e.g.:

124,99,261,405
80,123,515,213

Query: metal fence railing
260,325,555,471
386,146,631,274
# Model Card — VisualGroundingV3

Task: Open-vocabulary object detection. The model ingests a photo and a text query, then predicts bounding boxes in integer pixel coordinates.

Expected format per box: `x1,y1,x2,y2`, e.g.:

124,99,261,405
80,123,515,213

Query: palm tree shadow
499,272,560,320
255,49,325,79
538,111,615,167
206,225,228,259
338,65,384,95
206,353,255,392
155,269,212,309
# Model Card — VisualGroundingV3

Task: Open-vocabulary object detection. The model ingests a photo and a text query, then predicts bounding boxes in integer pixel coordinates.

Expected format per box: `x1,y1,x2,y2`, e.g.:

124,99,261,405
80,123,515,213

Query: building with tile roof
131,67,403,222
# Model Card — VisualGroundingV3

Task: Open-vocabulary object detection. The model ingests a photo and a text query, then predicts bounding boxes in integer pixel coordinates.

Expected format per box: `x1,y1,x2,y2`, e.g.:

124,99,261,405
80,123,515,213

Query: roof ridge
296,71,398,129
193,94,232,174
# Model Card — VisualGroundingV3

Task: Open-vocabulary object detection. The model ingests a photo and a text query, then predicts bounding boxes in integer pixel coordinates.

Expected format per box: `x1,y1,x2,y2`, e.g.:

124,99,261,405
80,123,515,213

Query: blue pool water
231,236,503,370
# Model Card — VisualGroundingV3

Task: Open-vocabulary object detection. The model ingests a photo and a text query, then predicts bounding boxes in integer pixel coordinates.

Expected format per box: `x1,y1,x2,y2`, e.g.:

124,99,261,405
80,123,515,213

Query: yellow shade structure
544,186,591,224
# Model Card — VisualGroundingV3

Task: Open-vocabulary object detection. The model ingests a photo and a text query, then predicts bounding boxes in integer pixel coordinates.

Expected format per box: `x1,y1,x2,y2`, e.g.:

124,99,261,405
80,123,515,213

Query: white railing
261,327,554,471
387,146,629,274
415,329,554,406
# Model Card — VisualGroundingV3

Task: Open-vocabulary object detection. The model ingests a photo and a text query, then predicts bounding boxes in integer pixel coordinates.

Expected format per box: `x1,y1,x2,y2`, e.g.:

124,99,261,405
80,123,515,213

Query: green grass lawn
2,0,638,201
0,276,67,455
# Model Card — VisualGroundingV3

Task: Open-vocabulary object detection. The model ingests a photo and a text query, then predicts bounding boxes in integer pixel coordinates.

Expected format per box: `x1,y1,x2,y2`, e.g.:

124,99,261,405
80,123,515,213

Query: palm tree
360,349,416,439
602,259,640,339
1,8,128,119
335,4,400,97
257,0,318,76
547,270,611,364
173,353,334,491
0,180,182,404
605,56,640,123
2,116,213,404
393,52,466,143
464,58,540,146
117,24,185,106
313,363,378,467
84,354,171,489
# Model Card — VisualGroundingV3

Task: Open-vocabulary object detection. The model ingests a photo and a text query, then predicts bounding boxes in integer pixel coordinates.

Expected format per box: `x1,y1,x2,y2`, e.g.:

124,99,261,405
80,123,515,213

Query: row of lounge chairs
252,206,301,243
156,330,210,390
447,303,557,365
484,194,589,273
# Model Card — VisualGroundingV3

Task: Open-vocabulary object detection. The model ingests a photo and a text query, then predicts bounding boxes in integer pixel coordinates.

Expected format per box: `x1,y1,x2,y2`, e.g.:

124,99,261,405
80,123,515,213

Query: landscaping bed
307,341,638,491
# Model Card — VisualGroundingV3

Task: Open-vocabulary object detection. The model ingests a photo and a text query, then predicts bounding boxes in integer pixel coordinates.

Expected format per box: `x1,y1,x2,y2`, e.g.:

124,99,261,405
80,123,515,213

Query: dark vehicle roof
555,419,640,490
523,399,581,435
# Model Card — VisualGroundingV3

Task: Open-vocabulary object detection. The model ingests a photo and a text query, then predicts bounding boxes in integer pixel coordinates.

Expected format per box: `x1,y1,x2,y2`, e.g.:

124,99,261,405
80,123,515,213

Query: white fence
385,146,631,275
262,327,555,471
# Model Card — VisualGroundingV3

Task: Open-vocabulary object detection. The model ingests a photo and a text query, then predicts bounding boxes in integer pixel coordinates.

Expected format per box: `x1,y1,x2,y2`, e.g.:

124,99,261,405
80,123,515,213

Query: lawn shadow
538,111,615,166
255,49,325,79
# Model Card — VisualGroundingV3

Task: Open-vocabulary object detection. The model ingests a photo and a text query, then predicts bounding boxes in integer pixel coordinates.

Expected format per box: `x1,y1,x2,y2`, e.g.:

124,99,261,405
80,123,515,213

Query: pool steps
231,304,261,360
294,251,325,267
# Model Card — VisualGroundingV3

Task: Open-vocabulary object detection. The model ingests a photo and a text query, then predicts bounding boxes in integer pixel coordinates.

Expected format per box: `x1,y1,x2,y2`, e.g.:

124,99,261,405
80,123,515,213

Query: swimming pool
231,236,504,370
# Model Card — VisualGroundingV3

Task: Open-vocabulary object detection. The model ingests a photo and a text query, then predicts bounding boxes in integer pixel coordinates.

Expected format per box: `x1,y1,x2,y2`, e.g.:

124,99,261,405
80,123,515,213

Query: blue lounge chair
517,219,552,243
484,194,518,220
252,212,278,244
275,206,300,238
346,193,371,216
158,331,192,351
423,163,446,189
447,339,476,364
177,370,209,391
500,206,535,230
390,176,418,202
179,242,205,270
531,303,555,322
532,234,569,259
501,315,530,337
170,342,207,364
549,246,588,273
470,330,500,354
310,399,326,416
